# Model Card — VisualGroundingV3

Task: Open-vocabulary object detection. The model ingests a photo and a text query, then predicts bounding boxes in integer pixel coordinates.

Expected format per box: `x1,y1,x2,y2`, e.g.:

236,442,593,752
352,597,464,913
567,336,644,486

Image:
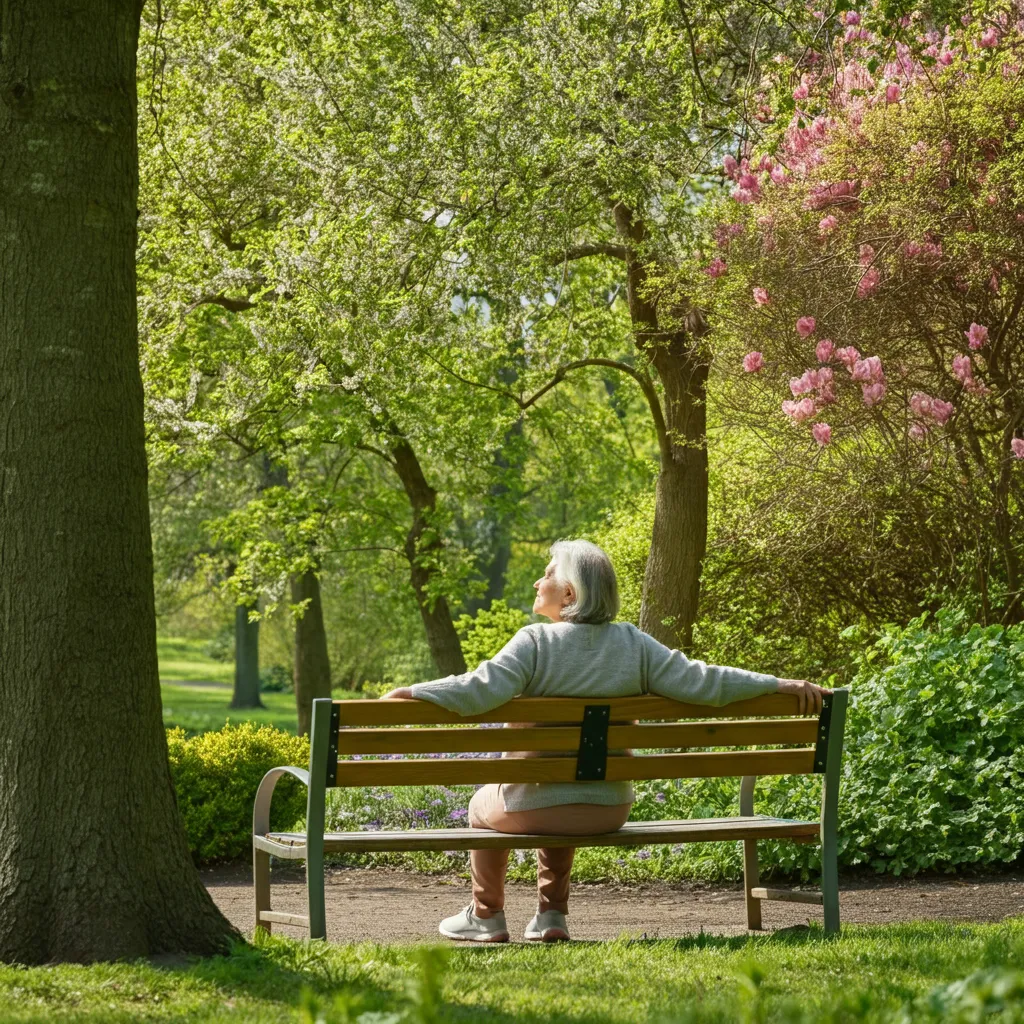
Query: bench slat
336,693,806,727
336,718,818,755
334,747,815,786
264,816,819,853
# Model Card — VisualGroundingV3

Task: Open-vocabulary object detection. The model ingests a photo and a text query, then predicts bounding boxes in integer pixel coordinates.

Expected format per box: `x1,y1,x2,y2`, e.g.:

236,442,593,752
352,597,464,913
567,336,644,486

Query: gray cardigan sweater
410,621,780,812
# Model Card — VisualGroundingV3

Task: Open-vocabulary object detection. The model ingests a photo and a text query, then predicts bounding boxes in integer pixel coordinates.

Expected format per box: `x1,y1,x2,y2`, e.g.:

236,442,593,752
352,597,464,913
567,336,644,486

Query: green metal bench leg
819,690,848,936
740,775,762,930
254,847,272,936
306,698,332,941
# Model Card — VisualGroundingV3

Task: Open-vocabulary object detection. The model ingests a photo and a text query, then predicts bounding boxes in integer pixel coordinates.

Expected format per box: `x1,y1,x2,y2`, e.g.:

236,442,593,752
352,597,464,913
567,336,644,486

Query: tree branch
550,242,628,266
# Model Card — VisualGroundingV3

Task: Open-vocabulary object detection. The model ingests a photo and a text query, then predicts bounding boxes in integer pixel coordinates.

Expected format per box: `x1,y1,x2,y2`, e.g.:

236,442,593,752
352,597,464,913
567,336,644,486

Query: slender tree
0,0,236,962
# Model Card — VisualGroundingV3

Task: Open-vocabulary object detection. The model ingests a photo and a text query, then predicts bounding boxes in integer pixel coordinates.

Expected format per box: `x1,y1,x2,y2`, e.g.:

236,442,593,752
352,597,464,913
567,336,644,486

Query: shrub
455,599,530,668
167,722,310,863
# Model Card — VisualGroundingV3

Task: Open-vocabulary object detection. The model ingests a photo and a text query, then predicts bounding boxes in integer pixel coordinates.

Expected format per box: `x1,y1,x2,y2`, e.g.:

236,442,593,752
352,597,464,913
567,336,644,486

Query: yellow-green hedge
167,723,310,863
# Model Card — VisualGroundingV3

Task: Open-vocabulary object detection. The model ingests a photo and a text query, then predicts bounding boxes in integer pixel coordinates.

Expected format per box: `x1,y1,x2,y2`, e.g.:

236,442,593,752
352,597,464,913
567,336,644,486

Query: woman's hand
776,678,831,716
381,687,414,700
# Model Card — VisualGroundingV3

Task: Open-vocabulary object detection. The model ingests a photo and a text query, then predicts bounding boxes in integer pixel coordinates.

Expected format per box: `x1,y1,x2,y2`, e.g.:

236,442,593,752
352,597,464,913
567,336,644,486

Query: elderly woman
384,540,827,944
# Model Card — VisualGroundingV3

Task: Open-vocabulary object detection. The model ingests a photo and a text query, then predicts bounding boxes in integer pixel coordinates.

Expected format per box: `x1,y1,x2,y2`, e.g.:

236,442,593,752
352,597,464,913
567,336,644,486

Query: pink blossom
931,399,954,425
909,392,934,418
908,422,929,440
965,323,989,349
862,382,887,406
819,215,839,235
782,397,817,422
851,356,884,382
738,173,760,192
796,316,817,338
812,422,832,446
752,286,770,306
732,188,756,204
790,372,814,396
804,179,860,210
1011,438,1024,459
939,50,954,66
885,82,902,104
770,166,789,185
858,243,876,266
857,266,882,298
793,75,811,101
742,351,764,373
980,27,1000,48
705,258,728,279
758,154,774,172
723,155,739,178
835,346,861,370
952,354,974,383
818,382,837,404
816,338,835,363
844,11,861,25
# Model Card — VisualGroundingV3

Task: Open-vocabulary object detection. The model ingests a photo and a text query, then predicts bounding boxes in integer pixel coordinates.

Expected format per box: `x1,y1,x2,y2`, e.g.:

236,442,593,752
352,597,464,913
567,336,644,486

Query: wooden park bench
252,688,849,939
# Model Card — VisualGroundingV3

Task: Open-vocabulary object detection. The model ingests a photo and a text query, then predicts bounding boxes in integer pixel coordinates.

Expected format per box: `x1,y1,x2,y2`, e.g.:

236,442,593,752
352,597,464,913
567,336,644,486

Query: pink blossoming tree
697,4,1024,621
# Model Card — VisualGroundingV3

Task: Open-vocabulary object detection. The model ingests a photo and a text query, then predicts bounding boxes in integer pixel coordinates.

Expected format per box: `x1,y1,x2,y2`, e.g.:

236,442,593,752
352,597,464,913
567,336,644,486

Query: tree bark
230,601,264,709
0,0,236,962
389,436,467,676
613,201,709,650
291,567,332,735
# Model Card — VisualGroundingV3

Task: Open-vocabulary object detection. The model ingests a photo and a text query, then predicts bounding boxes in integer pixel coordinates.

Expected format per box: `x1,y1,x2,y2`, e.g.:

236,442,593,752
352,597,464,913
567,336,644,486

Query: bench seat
256,815,820,857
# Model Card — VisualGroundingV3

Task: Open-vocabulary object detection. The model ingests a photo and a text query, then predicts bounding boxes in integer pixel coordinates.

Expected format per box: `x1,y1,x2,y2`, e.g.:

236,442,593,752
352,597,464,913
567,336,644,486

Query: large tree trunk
641,333,710,650
389,436,467,676
231,602,264,709
291,567,332,735
613,202,709,650
0,0,236,962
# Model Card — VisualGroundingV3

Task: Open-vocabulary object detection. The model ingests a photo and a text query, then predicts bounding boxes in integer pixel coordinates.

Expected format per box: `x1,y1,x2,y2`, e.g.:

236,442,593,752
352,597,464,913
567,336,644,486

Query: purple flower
430,799,443,806
636,849,652,860
414,809,429,819
615,858,626,866
380,791,394,800
655,792,666,803
450,808,468,821
360,820,382,831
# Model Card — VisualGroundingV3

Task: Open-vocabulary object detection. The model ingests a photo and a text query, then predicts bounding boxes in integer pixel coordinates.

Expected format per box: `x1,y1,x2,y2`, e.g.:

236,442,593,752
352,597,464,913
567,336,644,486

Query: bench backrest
308,690,849,791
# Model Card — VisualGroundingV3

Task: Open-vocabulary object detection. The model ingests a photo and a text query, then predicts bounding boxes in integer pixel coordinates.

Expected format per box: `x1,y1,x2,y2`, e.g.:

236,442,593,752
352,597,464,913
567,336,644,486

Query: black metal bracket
813,691,833,774
325,702,341,788
575,704,611,781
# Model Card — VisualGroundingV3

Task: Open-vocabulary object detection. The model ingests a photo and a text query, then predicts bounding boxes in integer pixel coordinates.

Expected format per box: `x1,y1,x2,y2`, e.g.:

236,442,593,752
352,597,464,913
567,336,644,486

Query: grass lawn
1,921,1022,1023
158,637,298,734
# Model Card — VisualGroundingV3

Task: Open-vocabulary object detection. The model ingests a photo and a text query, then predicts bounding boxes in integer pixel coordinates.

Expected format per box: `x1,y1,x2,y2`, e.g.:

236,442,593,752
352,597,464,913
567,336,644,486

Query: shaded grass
1,921,1022,1022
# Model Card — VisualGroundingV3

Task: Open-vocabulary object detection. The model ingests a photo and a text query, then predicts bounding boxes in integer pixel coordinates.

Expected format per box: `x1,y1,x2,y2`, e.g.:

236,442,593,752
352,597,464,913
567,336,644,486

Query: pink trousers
467,784,632,917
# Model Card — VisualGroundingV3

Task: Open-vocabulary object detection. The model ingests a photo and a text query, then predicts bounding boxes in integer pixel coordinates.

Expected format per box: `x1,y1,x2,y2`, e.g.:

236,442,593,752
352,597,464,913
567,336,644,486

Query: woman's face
533,560,573,621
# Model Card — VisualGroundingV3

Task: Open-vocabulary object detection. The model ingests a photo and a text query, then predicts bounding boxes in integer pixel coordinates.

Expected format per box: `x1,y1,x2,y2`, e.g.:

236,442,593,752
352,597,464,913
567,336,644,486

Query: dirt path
204,865,1024,943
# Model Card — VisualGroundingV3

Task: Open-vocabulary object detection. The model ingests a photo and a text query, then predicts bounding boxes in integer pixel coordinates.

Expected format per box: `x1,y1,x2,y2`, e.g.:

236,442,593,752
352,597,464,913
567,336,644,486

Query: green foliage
454,599,531,668
838,609,1024,875
167,723,309,862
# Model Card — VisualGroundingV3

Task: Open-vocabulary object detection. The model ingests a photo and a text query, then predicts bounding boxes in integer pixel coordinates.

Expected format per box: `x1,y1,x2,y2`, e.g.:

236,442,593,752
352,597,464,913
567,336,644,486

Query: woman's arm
380,628,537,715
643,632,828,714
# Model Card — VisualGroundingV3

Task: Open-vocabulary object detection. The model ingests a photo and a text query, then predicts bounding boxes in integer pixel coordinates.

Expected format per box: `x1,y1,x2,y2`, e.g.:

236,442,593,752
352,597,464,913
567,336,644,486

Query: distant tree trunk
0,0,236,962
613,202,710,650
291,566,332,735
389,436,467,676
231,602,264,709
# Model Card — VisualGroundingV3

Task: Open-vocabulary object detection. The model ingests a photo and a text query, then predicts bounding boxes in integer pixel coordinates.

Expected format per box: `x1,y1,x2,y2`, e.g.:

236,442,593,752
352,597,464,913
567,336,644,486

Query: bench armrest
253,766,310,837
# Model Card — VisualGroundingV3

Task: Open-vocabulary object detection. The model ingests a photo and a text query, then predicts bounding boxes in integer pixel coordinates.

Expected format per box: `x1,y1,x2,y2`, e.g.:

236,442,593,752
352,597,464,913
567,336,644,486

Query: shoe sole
524,929,570,942
438,927,509,943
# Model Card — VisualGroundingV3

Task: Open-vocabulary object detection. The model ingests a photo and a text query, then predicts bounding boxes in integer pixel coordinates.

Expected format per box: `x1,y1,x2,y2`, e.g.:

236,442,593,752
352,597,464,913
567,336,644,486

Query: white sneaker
524,909,570,942
438,905,509,943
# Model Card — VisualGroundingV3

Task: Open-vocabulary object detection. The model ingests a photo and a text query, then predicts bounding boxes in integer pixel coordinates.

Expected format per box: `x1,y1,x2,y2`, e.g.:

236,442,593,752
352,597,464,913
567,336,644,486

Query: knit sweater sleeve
408,627,537,716
640,631,779,706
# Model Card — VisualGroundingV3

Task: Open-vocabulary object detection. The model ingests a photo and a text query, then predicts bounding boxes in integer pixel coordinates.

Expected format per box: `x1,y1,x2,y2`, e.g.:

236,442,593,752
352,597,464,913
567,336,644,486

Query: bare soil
203,865,1024,943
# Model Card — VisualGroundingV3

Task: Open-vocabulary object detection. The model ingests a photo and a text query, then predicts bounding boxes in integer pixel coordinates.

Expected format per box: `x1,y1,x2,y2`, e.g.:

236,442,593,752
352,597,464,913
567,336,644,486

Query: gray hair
549,540,620,625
